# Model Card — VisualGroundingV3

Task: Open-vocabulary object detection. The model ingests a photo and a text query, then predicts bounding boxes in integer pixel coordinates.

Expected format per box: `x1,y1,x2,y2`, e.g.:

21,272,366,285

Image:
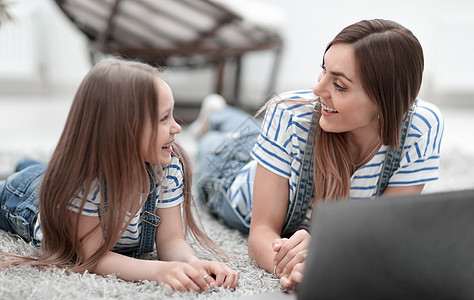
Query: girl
0,58,239,292
194,19,444,290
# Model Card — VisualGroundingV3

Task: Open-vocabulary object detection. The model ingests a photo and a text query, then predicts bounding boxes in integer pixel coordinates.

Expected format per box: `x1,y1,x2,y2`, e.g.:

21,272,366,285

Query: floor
1,92,474,193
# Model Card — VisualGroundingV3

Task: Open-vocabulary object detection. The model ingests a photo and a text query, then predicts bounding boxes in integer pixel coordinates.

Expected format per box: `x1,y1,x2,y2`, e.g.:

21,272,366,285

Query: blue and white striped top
227,90,444,223
33,156,184,251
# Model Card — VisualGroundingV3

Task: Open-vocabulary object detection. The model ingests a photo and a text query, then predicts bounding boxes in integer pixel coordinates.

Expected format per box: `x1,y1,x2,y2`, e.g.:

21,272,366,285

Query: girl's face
141,79,181,165
312,43,379,137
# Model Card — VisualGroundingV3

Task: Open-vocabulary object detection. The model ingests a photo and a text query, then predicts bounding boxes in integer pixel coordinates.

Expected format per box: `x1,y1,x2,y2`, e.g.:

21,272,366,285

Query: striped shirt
33,156,184,251
227,90,444,222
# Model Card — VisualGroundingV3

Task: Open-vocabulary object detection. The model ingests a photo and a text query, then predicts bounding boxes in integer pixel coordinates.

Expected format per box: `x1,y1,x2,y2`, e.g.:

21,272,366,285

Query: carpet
0,203,282,299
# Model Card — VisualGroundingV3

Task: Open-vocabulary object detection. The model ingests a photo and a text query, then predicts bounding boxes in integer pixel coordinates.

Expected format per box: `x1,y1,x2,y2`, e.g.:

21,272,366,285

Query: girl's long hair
2,58,221,271
314,19,424,201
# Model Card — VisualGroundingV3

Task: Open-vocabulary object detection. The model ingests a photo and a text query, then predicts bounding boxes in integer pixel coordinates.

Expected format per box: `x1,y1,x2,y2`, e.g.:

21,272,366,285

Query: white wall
0,0,90,93
1,0,473,107
240,0,474,107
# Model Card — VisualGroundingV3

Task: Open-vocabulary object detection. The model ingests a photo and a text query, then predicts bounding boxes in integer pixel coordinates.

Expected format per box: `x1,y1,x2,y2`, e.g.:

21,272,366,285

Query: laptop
298,189,474,300
231,190,474,300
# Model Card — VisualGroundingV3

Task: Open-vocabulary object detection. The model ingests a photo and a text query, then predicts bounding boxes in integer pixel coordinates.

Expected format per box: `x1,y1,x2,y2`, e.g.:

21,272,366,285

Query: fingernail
283,267,288,274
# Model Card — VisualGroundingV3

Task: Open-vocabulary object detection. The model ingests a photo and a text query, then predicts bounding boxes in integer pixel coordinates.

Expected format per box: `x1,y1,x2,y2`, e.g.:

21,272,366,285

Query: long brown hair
314,19,424,201
3,58,221,271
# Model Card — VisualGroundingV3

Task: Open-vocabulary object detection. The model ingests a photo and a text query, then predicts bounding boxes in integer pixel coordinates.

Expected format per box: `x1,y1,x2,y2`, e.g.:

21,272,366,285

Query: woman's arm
248,163,289,273
382,184,424,196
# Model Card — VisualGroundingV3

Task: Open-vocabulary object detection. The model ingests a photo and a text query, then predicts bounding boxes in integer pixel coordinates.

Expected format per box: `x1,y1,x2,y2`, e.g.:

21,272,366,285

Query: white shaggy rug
0,204,282,299
0,134,284,299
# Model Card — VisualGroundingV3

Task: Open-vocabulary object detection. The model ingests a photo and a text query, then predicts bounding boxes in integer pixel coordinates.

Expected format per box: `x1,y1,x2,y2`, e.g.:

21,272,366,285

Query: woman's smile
320,102,338,116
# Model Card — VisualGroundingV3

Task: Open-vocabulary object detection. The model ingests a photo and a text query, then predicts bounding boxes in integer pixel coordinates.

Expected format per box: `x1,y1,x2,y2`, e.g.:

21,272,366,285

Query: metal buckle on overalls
141,211,161,227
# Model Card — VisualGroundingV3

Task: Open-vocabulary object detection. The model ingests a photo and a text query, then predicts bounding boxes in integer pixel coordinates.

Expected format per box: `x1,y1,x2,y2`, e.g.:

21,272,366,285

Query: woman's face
313,43,379,136
141,78,181,165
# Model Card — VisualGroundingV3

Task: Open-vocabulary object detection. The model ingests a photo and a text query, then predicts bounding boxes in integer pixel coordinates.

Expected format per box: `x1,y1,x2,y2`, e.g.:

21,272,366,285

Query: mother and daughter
0,18,443,293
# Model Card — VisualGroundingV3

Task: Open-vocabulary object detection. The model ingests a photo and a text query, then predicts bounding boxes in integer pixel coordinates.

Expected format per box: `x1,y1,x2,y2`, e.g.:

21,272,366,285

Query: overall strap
102,163,160,256
375,103,416,196
138,162,161,254
281,102,320,238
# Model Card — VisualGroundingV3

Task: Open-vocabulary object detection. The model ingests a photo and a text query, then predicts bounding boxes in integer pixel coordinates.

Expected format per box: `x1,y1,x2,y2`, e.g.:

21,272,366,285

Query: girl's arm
155,205,195,263
74,212,210,292
156,205,239,289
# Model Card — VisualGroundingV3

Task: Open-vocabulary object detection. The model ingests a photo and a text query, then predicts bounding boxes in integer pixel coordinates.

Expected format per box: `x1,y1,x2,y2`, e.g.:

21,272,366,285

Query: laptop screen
298,189,474,300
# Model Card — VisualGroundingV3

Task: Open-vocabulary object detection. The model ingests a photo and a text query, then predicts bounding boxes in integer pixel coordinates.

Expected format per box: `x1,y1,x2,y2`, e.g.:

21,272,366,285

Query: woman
194,19,444,289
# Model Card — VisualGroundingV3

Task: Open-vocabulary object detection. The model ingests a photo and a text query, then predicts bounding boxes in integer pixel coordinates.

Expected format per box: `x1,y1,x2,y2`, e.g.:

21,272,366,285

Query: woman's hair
3,58,220,271
313,19,424,201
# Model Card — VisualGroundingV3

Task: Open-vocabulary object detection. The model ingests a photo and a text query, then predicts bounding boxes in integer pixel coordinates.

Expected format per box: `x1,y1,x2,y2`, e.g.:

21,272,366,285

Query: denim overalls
0,159,45,246
196,103,415,237
0,160,159,254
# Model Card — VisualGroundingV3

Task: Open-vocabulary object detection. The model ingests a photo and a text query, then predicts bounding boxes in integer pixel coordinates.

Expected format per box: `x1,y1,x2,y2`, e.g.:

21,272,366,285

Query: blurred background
1,0,473,191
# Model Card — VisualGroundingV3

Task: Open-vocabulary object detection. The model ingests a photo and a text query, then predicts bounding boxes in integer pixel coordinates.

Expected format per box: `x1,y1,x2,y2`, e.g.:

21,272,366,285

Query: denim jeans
0,159,45,245
195,106,261,233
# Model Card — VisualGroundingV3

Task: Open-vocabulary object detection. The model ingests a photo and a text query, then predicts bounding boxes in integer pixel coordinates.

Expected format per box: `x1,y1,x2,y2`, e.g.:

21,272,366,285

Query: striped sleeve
389,100,444,186
69,180,101,216
251,91,315,179
157,156,185,208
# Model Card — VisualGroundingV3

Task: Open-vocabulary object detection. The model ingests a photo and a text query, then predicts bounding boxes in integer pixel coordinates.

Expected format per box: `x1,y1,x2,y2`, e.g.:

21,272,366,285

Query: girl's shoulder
162,155,183,176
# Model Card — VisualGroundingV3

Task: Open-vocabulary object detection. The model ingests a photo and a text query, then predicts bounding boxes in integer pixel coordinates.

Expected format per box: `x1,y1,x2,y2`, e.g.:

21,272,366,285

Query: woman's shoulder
265,90,317,120
414,99,444,129
270,90,318,107
275,89,318,102
403,99,444,156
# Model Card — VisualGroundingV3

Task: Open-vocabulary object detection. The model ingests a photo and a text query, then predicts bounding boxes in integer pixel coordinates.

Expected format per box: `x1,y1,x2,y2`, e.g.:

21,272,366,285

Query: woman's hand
279,261,305,290
272,229,310,285
190,258,239,290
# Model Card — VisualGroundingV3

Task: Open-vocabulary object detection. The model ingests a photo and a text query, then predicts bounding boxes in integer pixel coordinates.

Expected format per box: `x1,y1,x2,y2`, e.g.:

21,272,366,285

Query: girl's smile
161,140,174,153
141,78,181,165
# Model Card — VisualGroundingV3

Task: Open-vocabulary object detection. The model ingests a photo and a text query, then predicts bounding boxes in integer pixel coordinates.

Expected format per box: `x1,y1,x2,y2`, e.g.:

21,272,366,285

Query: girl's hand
272,229,310,281
155,261,210,292
279,261,305,290
191,259,239,290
